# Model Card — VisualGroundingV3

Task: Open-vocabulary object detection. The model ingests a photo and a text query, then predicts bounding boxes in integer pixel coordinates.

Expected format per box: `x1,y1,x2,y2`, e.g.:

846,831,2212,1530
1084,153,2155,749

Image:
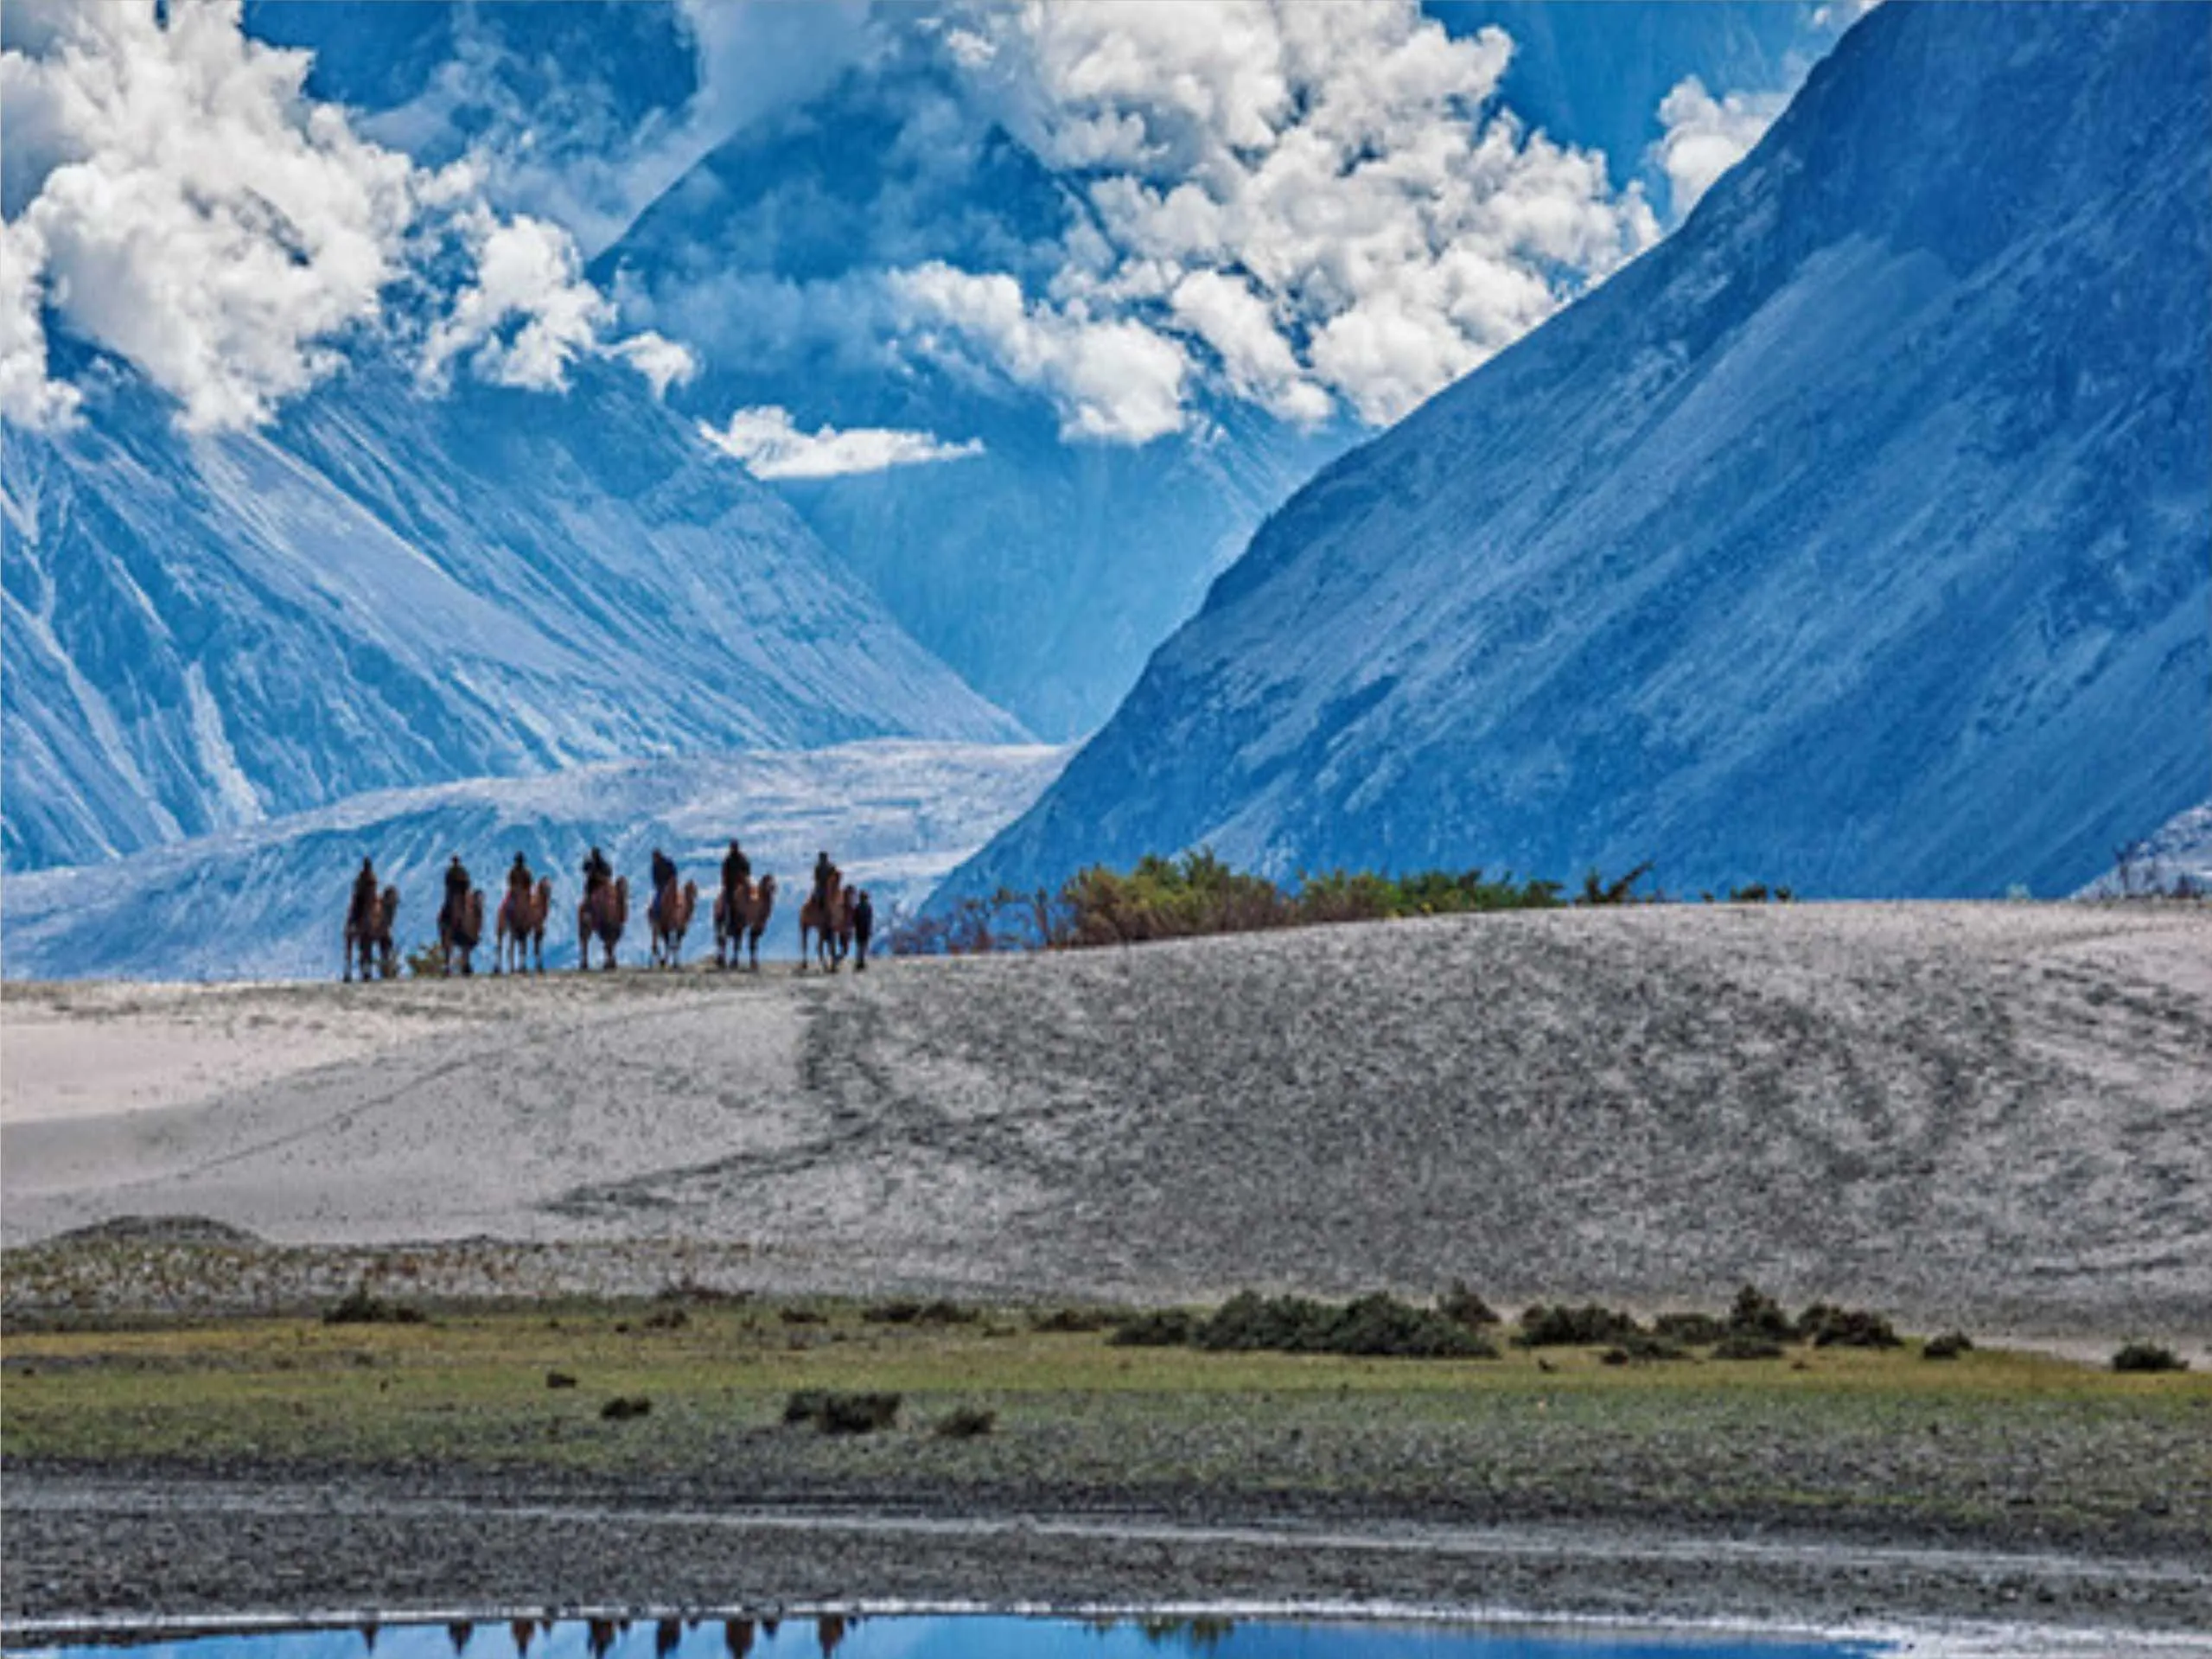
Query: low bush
783,1389,902,1433
323,1284,425,1326
2112,1342,2189,1375
779,1307,826,1326
600,1395,652,1421
1438,1280,1501,1328
545,1369,578,1389
1196,1292,1494,1358
1600,1333,1688,1366
1922,1331,1973,1361
1031,1307,1115,1333
1109,1310,1201,1347
641,1306,688,1330
1799,1303,1902,1349
1515,1303,1644,1347
1652,1311,1730,1346
1711,1335,1785,1361
934,1405,998,1439
1727,1285,1797,1342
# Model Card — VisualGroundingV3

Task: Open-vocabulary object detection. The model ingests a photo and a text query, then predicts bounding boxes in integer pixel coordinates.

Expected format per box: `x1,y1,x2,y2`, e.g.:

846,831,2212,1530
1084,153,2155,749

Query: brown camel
577,876,628,972
650,877,699,968
496,877,553,974
799,877,851,973
715,874,775,971
343,885,401,982
439,888,486,976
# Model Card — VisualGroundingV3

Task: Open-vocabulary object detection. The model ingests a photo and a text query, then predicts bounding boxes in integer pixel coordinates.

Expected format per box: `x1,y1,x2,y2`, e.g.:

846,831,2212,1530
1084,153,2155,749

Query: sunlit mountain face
943,1,2212,905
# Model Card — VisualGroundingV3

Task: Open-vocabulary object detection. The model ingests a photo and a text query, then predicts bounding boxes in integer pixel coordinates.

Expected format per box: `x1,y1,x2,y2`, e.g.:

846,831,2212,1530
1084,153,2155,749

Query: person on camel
812,849,836,916
350,857,380,934
721,839,750,898
649,847,679,928
582,845,612,898
507,852,534,909
442,854,472,935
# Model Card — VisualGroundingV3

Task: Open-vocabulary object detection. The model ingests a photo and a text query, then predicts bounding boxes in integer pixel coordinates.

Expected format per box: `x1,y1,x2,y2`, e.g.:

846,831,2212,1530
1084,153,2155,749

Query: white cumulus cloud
2,0,686,431
698,404,984,479
916,0,1661,431
890,261,1191,443
1652,74,1789,220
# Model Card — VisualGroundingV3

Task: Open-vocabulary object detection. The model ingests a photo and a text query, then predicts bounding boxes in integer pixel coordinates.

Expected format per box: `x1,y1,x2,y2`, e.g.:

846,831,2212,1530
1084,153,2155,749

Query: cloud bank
1652,75,1788,220
698,404,983,479
1,0,679,432
883,1,1661,437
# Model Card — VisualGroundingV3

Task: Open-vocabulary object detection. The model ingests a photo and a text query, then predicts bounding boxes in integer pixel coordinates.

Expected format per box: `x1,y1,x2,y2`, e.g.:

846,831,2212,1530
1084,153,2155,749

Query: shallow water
11,1615,1887,1659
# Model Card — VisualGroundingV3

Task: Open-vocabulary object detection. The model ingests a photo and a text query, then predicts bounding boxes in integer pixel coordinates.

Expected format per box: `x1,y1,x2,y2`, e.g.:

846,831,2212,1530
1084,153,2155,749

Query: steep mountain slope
2,349,1023,873
945,2,2212,903
595,54,1346,739
1,740,1067,980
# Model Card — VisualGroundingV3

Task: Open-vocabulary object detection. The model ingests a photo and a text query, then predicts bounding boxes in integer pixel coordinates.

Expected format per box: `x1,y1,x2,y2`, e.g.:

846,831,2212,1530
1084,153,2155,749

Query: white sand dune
4,903,2208,1343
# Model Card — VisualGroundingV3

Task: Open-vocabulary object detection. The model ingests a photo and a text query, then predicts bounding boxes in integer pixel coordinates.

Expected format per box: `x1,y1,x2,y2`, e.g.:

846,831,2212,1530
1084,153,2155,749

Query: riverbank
4,1296,2209,1642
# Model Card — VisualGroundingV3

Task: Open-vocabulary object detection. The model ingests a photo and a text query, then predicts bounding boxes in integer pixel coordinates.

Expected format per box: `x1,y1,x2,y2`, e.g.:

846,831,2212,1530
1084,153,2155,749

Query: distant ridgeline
938,1,2212,908
892,848,1796,955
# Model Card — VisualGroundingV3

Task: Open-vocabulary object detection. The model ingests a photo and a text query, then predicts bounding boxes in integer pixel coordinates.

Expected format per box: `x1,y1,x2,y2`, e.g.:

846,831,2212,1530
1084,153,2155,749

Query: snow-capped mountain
943,2,2212,903
3,348,1023,874
1,739,1068,980
591,48,1347,739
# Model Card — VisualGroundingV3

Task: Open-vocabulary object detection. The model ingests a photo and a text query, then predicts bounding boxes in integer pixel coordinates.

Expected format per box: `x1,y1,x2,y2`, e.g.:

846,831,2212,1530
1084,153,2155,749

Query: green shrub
1711,1335,1785,1361
1799,1303,1902,1349
934,1405,998,1439
1515,1303,1644,1347
2112,1342,2189,1374
323,1283,425,1325
783,1390,902,1432
1652,1311,1730,1346
1922,1331,1973,1361
1600,1332,1687,1365
1031,1307,1115,1333
1108,1310,1201,1347
1438,1280,1501,1328
1727,1285,1797,1342
600,1395,652,1421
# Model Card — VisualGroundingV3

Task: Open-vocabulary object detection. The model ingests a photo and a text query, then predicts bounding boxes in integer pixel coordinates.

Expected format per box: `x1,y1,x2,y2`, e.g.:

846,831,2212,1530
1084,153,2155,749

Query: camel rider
721,839,750,898
350,857,380,931
812,850,836,915
507,852,533,912
583,845,612,899
649,848,679,928
443,855,471,931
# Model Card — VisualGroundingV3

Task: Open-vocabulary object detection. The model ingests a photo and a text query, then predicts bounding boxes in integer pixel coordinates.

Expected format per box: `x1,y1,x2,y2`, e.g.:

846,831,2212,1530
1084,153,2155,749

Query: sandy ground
5,902,2209,1343
5,903,2211,1646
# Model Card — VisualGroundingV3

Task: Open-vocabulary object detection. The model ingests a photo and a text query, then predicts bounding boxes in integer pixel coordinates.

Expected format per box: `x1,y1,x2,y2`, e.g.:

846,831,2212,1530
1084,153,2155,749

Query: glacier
1,739,1068,981
3,348,1023,874
941,0,2212,906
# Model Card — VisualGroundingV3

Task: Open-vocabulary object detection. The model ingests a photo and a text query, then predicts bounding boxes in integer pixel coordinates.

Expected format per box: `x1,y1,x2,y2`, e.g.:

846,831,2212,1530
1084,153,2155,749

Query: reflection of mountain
946,3,2212,903
2,349,1021,873
593,52,1347,739
2,740,1068,980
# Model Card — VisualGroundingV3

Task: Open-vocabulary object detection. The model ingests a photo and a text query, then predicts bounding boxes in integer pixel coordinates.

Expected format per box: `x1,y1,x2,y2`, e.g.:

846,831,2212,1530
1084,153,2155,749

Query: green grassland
5,1297,2207,1554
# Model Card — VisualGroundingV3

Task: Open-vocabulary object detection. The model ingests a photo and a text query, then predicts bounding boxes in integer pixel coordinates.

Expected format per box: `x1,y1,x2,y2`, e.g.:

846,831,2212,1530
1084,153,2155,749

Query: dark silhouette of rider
443,854,471,928
350,857,379,928
851,889,874,971
721,839,750,896
507,852,533,901
812,850,835,914
583,845,612,897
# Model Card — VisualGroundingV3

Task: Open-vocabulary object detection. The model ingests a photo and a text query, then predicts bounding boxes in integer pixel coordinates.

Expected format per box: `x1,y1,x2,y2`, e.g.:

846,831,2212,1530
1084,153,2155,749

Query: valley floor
3,903,2209,1643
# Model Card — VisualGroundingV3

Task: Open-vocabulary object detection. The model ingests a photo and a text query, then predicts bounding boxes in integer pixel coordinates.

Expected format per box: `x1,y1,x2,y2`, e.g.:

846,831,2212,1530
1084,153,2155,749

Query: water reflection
16,1615,1889,1659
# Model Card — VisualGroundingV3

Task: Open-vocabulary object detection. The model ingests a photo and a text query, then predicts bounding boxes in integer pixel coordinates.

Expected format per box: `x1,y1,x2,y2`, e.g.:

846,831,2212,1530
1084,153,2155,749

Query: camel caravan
341,842,875,980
